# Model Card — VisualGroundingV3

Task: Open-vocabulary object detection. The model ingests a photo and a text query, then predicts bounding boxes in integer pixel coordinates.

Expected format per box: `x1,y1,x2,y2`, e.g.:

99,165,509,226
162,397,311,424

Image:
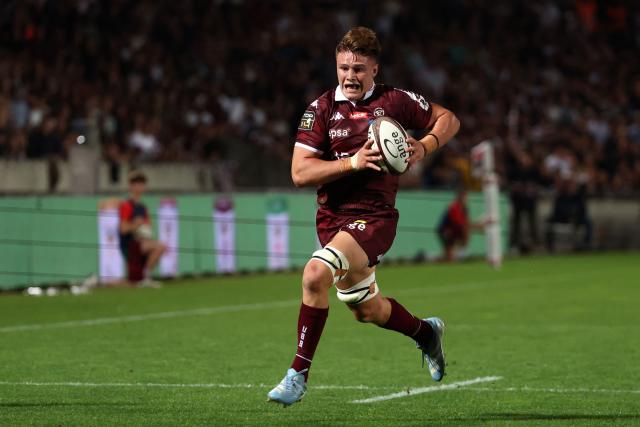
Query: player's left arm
407,103,460,166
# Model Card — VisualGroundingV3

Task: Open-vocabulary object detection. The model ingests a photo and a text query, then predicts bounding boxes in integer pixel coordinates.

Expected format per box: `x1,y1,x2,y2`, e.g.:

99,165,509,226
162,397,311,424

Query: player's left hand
406,136,426,167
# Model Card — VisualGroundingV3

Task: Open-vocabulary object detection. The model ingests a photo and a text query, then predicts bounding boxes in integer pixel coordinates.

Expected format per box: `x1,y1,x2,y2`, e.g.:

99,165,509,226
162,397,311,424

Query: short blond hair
335,26,381,60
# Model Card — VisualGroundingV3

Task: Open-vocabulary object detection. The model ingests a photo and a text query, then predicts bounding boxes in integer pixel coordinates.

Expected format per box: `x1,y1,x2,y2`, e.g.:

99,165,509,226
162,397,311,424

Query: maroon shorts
123,240,147,282
438,226,466,247
316,207,399,267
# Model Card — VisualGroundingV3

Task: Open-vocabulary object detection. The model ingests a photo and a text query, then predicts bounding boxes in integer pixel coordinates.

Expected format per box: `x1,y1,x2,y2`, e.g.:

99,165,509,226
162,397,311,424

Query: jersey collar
335,83,376,105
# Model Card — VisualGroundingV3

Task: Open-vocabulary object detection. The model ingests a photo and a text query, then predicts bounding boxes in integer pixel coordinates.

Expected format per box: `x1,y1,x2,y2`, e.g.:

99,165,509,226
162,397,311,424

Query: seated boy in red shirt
118,171,166,285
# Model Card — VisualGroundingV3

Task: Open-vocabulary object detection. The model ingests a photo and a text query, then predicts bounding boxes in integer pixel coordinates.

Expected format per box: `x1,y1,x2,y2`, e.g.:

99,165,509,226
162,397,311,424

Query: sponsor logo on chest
329,128,351,139
349,111,369,120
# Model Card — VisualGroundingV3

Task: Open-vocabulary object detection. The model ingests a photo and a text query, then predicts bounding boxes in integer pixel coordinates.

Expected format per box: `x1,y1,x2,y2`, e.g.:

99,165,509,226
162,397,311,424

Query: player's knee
301,261,332,295
309,245,349,285
150,241,166,255
336,272,378,305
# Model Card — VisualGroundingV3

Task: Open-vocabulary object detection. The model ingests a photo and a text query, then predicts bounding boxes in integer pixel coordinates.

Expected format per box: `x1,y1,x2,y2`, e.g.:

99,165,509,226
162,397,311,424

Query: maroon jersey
295,84,433,209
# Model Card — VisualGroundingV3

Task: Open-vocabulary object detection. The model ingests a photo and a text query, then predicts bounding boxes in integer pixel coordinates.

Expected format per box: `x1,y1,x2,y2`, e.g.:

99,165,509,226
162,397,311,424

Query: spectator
118,171,166,287
128,116,160,161
506,142,540,254
0,0,638,194
26,117,63,192
545,177,593,252
437,189,485,262
7,132,27,159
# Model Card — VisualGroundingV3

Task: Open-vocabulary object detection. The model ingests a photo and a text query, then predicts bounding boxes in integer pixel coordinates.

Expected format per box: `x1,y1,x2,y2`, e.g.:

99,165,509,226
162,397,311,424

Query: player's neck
337,82,376,104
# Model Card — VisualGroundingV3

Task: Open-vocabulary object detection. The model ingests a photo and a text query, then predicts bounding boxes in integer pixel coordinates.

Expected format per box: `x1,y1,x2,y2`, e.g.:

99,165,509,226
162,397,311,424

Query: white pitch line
0,273,556,334
0,269,614,334
464,386,640,395
0,300,299,333
0,380,393,391
2,380,638,396
351,376,503,404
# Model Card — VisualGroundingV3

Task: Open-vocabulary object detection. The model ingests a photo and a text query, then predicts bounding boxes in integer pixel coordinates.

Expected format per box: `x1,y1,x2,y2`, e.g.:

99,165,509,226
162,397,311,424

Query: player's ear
372,63,379,77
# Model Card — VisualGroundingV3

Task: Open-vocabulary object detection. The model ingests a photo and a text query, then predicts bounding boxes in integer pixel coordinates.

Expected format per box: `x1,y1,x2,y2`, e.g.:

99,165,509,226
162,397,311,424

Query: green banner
0,191,508,290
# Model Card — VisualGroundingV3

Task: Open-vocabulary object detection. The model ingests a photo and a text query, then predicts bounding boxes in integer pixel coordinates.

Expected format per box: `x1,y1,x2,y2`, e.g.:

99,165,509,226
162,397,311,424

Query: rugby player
118,171,166,287
268,27,460,405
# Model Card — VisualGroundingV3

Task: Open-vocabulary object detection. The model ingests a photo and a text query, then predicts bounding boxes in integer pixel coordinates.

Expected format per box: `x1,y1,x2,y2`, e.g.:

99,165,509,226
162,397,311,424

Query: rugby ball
368,117,410,175
136,224,153,240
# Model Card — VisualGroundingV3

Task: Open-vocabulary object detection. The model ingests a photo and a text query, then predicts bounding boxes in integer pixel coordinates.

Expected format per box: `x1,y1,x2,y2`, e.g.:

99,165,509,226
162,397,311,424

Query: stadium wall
0,191,507,290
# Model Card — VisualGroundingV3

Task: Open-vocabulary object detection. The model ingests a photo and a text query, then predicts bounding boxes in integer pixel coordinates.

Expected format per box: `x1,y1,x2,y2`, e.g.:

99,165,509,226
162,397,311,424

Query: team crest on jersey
298,111,315,131
374,108,385,117
349,112,368,120
330,112,345,121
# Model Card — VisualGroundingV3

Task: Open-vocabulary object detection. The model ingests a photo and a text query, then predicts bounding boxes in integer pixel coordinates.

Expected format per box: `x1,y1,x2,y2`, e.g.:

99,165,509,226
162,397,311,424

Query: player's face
130,181,146,198
459,191,467,205
336,51,378,101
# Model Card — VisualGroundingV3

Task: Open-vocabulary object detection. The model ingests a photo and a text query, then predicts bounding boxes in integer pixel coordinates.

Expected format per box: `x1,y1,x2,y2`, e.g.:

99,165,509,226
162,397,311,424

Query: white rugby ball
136,224,153,240
368,117,410,175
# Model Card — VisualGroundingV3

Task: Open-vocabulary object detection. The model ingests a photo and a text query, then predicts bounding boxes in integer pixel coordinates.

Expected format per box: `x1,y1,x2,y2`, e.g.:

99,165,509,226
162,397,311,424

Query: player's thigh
338,267,386,323
326,230,371,280
140,238,162,254
329,231,374,288
330,232,383,312
303,231,370,294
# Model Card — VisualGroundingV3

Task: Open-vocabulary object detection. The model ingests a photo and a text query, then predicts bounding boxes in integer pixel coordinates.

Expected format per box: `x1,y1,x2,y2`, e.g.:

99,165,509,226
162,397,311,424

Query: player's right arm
291,141,382,187
292,94,382,187
119,217,144,234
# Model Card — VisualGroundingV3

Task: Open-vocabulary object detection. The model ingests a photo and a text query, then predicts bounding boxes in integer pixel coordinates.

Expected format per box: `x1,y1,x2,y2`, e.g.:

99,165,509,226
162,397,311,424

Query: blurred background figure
505,140,540,254
26,116,64,192
118,171,166,287
545,176,593,253
437,189,485,262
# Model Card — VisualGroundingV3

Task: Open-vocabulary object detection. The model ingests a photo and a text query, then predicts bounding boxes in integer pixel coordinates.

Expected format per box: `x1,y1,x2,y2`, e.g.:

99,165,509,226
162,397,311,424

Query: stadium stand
1,0,638,194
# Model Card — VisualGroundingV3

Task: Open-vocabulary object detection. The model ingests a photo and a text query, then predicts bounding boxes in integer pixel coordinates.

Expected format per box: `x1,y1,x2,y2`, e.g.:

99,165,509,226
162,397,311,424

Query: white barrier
0,160,207,194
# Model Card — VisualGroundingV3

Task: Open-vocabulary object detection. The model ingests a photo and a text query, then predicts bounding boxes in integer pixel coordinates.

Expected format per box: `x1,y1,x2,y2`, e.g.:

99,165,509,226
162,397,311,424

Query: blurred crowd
1,0,639,196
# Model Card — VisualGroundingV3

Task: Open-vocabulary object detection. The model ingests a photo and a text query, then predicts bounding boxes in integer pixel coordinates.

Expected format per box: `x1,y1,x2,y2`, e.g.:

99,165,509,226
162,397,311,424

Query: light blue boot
417,317,446,381
267,368,307,406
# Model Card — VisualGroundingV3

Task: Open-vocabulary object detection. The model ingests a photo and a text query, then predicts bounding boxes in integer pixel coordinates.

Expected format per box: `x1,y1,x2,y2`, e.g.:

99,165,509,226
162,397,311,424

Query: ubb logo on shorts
347,220,367,231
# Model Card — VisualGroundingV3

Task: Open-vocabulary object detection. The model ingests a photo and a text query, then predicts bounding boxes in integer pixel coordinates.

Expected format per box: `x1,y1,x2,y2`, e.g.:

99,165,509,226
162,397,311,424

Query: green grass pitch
1,252,639,426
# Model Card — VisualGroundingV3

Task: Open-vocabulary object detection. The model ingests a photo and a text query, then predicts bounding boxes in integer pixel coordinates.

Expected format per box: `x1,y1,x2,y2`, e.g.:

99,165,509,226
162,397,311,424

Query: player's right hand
353,139,383,172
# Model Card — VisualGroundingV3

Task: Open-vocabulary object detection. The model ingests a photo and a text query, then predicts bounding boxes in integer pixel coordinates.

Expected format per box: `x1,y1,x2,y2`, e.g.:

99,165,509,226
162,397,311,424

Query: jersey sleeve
119,201,133,222
294,97,330,155
394,88,433,131
448,203,467,227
